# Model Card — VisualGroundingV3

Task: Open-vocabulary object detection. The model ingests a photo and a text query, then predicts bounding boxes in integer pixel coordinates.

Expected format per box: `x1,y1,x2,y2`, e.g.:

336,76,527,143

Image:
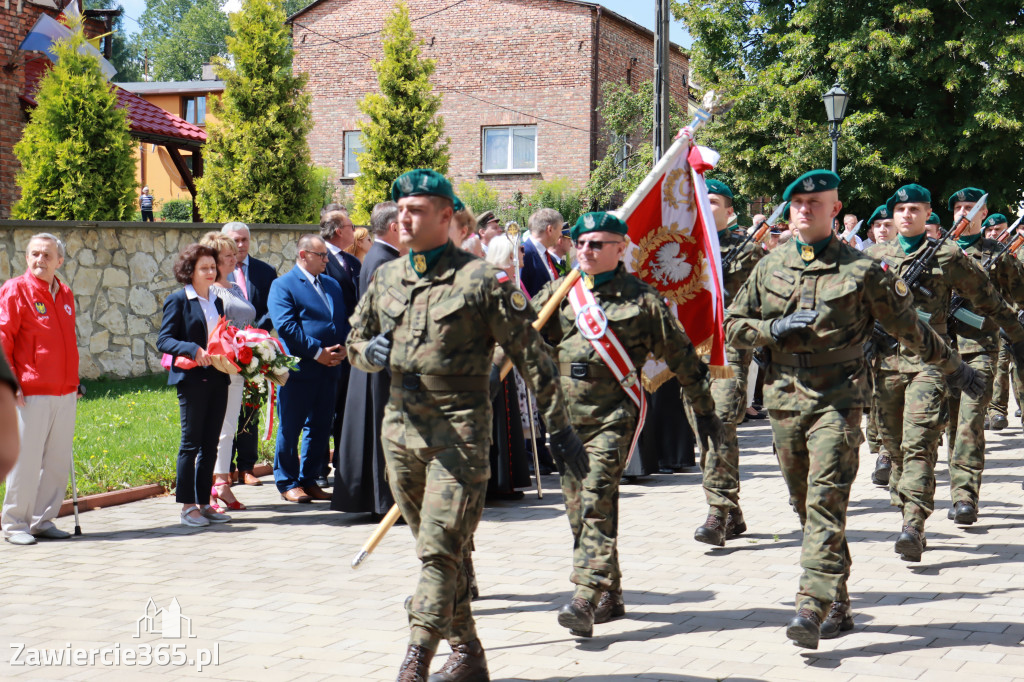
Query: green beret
983,213,1008,229
885,183,931,214
927,212,941,225
947,187,985,211
867,205,891,227
391,169,461,206
571,212,629,241
705,179,733,200
782,170,841,200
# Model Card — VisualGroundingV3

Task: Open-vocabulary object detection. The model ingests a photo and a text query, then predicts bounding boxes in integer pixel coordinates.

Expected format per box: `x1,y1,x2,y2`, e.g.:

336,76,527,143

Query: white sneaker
5,532,37,545
180,507,210,527
200,506,231,523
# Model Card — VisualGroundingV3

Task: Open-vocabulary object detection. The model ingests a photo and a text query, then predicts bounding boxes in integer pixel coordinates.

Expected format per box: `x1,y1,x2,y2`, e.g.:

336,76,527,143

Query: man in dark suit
267,235,349,503
222,222,278,486
332,201,405,516
521,208,564,298
319,206,362,488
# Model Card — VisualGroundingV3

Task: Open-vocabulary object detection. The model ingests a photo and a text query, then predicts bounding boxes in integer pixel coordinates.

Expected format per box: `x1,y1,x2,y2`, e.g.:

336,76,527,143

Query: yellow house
119,75,224,219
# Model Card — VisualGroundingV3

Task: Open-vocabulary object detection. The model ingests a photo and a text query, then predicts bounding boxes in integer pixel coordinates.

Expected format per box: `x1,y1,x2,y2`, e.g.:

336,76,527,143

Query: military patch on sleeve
894,278,910,298
509,290,528,311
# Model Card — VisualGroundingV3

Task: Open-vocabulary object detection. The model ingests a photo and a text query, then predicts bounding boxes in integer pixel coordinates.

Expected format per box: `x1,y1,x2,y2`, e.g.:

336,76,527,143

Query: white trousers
215,374,244,474
2,392,76,536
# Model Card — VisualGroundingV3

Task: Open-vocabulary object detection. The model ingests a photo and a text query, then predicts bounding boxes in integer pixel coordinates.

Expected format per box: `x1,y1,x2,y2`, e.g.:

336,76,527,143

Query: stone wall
0,220,310,379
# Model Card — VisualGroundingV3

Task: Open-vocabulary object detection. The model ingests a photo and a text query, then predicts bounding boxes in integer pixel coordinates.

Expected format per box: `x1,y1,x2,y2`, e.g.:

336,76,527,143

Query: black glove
1011,339,1024,368
549,426,589,480
695,412,726,453
947,361,985,400
769,310,818,342
488,363,502,402
364,332,392,367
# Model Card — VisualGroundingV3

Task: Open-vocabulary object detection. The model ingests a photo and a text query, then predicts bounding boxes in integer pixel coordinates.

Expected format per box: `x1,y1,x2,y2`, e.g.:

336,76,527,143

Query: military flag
618,134,729,388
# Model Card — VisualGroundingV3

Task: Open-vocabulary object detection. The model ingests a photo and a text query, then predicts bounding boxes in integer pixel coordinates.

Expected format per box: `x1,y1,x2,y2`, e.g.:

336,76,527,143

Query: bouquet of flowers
232,327,299,440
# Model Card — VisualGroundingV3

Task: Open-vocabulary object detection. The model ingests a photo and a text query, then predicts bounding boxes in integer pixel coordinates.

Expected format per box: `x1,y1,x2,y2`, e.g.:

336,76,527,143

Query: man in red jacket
0,233,80,546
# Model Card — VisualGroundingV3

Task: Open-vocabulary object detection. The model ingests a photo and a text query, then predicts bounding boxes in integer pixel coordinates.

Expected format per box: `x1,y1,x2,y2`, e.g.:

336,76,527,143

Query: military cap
867,205,891,227
927,212,941,225
782,170,841,200
391,169,461,206
983,213,1008,228
475,210,497,231
705,179,733,200
947,187,985,211
885,183,931,214
571,212,629,241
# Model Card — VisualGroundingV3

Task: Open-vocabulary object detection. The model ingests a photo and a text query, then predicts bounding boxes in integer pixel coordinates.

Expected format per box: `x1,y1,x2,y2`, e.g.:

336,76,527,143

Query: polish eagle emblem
630,223,708,305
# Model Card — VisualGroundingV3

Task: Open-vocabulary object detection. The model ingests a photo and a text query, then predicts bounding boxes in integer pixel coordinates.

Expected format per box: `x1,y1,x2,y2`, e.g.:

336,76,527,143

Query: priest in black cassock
331,202,404,516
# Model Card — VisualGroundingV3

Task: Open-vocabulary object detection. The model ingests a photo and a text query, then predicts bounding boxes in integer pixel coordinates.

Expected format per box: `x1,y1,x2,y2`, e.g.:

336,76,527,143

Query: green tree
353,1,449,223
196,0,322,223
673,0,1024,217
14,18,136,220
84,0,145,82
140,0,230,81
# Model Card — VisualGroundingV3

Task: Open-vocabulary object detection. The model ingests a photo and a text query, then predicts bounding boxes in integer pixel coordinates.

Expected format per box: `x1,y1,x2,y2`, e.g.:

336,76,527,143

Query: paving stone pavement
2,416,1023,681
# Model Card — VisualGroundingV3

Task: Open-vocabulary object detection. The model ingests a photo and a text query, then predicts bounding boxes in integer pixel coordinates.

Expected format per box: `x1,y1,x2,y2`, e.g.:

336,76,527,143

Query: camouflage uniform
682,228,763,515
865,239,1019,532
944,237,1024,509
726,237,959,621
347,242,571,652
988,339,1018,422
534,264,714,605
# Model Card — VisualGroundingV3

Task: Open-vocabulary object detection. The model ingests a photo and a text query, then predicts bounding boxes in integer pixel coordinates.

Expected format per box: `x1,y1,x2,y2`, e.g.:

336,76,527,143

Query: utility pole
653,0,671,162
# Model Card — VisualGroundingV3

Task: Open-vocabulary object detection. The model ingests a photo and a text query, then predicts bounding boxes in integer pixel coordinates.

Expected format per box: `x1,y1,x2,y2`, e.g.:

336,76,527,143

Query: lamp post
822,82,850,174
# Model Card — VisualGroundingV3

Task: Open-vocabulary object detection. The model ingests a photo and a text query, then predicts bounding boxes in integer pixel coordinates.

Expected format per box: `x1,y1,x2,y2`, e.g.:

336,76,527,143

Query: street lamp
822,82,850,174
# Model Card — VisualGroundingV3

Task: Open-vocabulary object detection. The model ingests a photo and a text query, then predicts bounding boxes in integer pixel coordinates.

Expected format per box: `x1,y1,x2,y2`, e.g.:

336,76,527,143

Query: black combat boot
785,608,822,649
726,507,747,538
557,597,594,637
396,645,434,682
871,453,891,486
895,524,925,562
820,602,854,639
990,413,1008,430
694,513,728,547
593,589,626,624
949,501,977,525
428,640,489,682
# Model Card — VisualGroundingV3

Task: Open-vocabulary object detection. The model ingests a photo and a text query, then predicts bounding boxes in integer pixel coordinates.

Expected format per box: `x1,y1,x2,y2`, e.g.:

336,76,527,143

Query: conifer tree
353,1,450,222
196,0,321,223
13,18,136,221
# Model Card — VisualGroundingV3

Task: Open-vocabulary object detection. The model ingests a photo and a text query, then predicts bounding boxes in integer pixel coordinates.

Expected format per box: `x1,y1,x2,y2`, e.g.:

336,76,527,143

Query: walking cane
351,268,582,569
69,458,82,536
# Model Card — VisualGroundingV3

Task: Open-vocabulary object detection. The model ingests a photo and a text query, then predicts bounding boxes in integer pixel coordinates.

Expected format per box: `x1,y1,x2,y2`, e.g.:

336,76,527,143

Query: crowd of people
2,163,1021,682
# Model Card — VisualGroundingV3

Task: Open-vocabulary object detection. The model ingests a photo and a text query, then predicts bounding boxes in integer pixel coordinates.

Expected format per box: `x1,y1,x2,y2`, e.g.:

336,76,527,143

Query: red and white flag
618,136,729,388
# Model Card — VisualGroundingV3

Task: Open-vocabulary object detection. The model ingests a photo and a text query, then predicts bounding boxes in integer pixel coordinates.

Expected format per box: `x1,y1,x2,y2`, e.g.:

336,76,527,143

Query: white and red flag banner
617,134,729,389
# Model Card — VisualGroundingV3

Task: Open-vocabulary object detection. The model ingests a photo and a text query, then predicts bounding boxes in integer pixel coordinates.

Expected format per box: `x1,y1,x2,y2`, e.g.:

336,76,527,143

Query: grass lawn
0,375,276,501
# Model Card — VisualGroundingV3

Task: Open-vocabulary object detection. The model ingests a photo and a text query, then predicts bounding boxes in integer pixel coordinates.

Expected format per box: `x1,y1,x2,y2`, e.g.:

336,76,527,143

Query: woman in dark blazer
157,244,231,528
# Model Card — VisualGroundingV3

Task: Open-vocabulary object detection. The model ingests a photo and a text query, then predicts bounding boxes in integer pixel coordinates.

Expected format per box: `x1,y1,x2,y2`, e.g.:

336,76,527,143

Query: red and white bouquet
232,327,299,440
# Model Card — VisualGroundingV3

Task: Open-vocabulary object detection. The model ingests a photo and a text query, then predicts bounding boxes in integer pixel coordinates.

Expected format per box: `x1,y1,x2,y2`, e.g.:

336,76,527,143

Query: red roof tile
21,59,207,146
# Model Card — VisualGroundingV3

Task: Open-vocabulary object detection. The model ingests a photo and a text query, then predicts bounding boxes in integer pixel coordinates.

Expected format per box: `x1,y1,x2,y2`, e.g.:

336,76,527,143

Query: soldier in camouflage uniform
943,189,1024,526
532,212,722,639
863,204,896,487
865,184,1021,564
680,179,764,547
983,214,1014,430
726,170,981,650
347,169,586,682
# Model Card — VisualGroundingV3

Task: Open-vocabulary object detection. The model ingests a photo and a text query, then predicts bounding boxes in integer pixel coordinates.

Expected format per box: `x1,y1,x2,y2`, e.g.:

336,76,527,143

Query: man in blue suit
268,234,349,503
521,207,564,298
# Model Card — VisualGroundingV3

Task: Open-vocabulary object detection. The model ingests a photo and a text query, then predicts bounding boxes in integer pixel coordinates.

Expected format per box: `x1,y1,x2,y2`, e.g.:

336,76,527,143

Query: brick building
289,0,692,201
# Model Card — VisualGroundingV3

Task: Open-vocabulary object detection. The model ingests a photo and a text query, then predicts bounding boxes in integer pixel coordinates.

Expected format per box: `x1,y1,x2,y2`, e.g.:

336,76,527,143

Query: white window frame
344,131,365,178
481,125,538,173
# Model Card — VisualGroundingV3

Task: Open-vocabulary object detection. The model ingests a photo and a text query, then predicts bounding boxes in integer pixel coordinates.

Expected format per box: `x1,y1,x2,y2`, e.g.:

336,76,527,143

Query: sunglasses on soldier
574,238,624,251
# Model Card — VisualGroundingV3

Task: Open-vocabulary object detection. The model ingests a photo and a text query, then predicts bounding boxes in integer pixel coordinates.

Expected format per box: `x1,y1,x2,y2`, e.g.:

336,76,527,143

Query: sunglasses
574,239,624,252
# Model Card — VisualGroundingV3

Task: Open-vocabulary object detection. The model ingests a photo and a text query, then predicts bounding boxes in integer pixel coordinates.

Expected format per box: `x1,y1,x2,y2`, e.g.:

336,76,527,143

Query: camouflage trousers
684,347,750,511
875,367,946,529
769,407,862,617
384,440,489,651
988,339,1023,418
560,418,636,604
945,351,995,507
866,361,886,457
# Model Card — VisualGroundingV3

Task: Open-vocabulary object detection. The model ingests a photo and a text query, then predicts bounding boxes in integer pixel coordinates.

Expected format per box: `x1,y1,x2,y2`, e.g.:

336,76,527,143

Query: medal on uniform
413,254,427,273
800,245,815,262
583,272,595,289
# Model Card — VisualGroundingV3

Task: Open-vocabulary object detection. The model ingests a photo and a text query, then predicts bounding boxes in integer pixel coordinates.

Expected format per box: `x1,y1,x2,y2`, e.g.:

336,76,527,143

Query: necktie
234,264,248,301
314,277,332,313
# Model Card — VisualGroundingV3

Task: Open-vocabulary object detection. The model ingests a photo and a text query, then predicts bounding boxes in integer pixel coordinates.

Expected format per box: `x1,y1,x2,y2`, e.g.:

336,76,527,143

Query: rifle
721,201,787,272
947,207,1024,331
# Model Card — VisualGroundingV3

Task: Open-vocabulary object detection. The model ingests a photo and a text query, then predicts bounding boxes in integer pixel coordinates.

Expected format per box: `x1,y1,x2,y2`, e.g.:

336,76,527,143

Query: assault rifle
947,206,1024,330
720,201,787,272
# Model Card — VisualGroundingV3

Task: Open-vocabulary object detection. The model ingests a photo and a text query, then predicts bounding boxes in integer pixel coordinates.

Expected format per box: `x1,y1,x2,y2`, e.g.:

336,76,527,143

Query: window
182,96,206,126
344,131,365,177
482,125,537,173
